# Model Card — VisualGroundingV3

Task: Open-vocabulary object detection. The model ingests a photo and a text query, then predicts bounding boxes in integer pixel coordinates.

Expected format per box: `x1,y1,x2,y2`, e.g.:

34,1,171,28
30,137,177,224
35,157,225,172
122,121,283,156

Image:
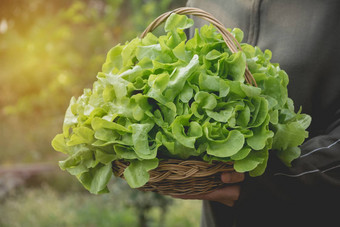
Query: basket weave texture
112,159,234,196
112,7,256,196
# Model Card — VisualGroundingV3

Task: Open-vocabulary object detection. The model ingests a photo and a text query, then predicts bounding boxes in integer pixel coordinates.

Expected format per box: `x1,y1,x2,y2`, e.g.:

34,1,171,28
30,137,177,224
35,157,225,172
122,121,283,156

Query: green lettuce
52,13,311,193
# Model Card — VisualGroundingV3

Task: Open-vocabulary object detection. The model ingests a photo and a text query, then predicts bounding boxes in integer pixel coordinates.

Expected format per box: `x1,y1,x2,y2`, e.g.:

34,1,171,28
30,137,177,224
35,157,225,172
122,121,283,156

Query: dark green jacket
186,0,340,226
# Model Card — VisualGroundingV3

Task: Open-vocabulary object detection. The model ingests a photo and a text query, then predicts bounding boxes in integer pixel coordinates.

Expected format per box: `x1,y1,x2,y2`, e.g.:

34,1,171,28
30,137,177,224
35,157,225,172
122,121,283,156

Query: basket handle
141,7,257,87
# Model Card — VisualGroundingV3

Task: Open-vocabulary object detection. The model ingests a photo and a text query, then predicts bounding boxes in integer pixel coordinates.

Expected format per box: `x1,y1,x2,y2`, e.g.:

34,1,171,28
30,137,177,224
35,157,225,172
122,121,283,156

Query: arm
235,109,340,210
268,112,340,201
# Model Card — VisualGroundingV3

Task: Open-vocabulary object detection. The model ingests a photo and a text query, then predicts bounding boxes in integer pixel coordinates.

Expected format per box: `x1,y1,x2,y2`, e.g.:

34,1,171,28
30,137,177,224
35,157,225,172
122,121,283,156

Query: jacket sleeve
238,108,340,210
274,119,340,180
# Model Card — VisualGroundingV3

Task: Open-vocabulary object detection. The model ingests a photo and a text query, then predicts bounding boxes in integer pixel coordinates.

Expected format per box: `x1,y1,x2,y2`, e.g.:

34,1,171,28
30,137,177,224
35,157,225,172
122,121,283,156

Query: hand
172,172,245,207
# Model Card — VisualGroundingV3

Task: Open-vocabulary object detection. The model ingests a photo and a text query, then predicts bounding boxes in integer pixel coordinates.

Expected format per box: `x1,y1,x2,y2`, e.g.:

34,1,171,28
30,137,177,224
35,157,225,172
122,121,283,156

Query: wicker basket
113,159,234,196
112,7,256,196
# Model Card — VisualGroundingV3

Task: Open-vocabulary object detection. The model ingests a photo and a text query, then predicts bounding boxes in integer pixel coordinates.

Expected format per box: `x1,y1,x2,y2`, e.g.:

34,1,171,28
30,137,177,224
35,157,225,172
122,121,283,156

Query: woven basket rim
112,159,234,196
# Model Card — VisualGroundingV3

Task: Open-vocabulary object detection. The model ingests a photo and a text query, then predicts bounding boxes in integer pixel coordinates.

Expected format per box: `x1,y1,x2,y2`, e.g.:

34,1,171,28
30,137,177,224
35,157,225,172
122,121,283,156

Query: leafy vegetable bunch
52,14,311,194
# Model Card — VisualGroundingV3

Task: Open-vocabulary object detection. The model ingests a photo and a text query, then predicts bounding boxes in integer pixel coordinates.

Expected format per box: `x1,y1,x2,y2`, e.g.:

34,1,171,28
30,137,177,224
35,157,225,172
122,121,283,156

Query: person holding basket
175,0,340,226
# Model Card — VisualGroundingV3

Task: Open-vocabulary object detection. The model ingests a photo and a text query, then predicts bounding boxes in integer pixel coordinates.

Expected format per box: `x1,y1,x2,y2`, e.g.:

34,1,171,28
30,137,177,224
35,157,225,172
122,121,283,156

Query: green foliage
52,13,311,193
0,181,199,227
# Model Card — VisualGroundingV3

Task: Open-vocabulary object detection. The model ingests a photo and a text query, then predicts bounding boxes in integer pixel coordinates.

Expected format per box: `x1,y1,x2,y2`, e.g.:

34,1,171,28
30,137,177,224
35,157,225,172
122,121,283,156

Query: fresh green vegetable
52,13,311,193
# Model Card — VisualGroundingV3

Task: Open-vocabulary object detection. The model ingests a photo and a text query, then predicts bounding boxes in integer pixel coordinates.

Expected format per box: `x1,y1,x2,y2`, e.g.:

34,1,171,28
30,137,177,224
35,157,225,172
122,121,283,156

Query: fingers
171,172,245,207
221,171,245,184
205,185,241,207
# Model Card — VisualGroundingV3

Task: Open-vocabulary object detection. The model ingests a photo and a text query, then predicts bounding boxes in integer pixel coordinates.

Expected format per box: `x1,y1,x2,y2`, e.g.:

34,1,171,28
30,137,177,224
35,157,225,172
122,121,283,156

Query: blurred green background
0,0,202,226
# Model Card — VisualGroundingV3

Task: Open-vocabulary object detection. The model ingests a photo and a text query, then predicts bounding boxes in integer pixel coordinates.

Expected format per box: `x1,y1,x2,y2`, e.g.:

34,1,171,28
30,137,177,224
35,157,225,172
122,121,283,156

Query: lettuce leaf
124,159,159,188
